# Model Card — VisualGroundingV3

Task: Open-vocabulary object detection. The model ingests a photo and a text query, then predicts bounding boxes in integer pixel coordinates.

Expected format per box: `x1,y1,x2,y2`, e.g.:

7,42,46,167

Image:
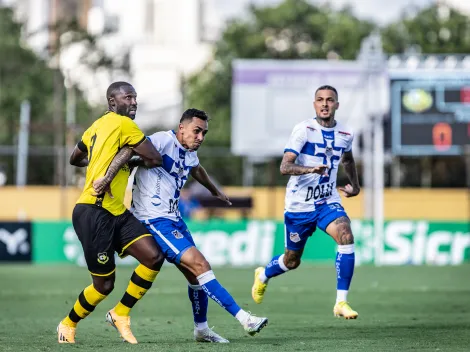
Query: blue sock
264,254,289,280
336,244,355,301
197,270,241,317
188,284,208,324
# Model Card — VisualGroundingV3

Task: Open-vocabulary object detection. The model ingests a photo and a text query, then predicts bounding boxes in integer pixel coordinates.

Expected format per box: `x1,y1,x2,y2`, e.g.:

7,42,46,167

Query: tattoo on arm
341,151,360,189
280,152,313,175
103,147,134,183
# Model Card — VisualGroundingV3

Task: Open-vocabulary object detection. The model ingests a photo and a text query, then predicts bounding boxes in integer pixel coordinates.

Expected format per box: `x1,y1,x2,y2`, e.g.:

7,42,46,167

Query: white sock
235,309,250,324
258,268,268,283
336,289,348,303
195,321,209,330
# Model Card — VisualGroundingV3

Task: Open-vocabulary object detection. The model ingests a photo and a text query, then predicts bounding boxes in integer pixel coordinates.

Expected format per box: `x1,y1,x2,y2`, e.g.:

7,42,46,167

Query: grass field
1,264,469,352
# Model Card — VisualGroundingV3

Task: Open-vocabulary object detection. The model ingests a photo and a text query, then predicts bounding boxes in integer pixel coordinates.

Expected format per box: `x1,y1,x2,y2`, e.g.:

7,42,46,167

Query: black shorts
72,204,151,276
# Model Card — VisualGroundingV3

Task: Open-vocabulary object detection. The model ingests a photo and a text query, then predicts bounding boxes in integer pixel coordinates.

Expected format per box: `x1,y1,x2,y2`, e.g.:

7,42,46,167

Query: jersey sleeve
79,126,93,151
120,117,145,148
284,124,306,155
345,132,355,152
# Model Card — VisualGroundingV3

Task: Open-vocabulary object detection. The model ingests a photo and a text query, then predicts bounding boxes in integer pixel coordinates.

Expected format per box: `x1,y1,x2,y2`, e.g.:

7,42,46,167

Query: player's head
314,85,339,120
177,108,209,151
106,81,137,119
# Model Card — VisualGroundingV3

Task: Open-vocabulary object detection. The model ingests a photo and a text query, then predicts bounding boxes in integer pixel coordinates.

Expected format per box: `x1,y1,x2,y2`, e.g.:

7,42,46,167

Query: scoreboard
391,75,470,155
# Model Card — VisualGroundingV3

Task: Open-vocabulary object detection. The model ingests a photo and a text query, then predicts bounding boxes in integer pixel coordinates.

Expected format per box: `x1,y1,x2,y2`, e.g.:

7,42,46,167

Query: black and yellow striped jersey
76,111,145,216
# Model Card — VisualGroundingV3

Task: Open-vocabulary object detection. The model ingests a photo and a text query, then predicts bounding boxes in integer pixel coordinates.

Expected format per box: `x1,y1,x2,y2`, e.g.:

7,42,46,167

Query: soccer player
93,108,269,342
57,82,166,344
251,85,361,319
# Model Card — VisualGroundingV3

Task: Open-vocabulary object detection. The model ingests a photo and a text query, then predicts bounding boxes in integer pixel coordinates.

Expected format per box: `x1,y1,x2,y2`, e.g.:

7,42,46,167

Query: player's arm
280,152,328,176
190,164,232,205
69,141,88,167
339,150,360,198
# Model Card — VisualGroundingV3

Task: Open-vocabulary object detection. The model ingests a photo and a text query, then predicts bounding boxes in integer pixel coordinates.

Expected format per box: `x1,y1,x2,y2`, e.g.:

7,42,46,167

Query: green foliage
382,5,470,54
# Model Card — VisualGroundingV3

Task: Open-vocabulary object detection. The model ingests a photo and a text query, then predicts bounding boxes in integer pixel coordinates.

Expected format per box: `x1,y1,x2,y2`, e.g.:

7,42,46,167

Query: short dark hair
180,108,209,123
315,85,338,99
106,81,132,99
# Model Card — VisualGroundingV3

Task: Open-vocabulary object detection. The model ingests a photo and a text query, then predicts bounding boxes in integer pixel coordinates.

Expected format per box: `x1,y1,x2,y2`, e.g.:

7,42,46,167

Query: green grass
1,264,469,351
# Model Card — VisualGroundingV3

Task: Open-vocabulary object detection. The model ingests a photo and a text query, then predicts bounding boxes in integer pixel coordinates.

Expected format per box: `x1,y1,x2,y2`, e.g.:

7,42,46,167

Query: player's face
110,86,138,119
314,89,339,120
179,117,208,151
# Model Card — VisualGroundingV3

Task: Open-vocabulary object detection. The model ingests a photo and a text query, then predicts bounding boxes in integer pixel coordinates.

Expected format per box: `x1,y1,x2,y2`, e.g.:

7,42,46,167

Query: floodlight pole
358,31,386,266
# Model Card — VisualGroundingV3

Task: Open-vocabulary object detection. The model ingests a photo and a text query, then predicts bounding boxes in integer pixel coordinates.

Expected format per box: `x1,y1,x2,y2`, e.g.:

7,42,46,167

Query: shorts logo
172,230,183,239
289,232,301,243
97,252,109,264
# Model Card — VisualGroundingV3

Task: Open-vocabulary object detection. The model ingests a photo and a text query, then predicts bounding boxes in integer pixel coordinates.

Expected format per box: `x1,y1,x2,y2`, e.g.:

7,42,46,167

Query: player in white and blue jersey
251,86,361,319
93,109,268,342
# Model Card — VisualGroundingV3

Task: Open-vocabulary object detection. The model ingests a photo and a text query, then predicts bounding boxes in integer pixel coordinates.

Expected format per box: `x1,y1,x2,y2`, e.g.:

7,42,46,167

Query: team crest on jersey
172,230,184,239
289,232,301,243
97,252,109,264
325,146,333,157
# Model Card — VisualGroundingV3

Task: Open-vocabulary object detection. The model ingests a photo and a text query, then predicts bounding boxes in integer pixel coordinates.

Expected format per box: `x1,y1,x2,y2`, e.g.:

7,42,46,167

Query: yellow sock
114,264,158,316
62,284,107,327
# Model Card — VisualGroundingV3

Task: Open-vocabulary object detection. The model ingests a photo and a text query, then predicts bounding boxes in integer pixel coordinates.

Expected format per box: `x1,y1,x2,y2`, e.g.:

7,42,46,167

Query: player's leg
178,246,268,335
252,211,313,304
176,264,229,343
319,203,357,319
146,218,268,336
106,212,165,344
58,204,116,343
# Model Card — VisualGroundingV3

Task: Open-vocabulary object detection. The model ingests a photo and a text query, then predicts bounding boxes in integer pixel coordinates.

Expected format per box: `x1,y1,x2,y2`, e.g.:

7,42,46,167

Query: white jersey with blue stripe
284,118,354,213
131,130,199,222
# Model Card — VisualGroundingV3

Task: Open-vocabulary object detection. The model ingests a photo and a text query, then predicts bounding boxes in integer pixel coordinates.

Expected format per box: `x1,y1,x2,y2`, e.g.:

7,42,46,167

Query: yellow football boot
106,309,138,344
251,267,268,304
57,322,76,344
333,301,359,319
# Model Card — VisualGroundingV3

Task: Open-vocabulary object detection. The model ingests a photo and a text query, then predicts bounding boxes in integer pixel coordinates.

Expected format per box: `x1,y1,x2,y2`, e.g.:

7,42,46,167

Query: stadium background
0,1,469,351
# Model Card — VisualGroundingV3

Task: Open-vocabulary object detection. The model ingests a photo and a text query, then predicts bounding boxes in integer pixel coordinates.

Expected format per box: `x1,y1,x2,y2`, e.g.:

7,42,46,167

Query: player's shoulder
147,130,174,146
291,119,313,133
334,121,354,138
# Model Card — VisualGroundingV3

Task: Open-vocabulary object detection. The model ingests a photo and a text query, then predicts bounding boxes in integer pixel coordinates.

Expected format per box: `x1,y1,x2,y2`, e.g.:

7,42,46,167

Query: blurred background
0,0,468,267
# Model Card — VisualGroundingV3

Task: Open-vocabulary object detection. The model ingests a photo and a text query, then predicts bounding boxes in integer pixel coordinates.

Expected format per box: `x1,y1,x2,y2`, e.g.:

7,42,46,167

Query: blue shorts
285,202,348,251
144,218,195,264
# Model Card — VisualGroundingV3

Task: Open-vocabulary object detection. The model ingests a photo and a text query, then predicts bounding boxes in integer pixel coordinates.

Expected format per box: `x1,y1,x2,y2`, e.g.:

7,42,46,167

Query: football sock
114,264,159,316
263,254,289,282
197,270,241,317
188,284,208,327
62,284,107,328
336,244,355,303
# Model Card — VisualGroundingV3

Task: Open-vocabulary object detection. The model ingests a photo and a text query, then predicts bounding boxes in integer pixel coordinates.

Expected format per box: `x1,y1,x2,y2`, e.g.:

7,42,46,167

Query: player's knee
143,250,165,270
285,257,301,270
339,232,354,245
94,279,114,295
192,258,211,276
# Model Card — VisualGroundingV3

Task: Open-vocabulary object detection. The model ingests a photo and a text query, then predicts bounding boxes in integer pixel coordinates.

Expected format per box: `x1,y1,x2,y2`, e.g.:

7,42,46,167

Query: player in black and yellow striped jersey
57,82,165,345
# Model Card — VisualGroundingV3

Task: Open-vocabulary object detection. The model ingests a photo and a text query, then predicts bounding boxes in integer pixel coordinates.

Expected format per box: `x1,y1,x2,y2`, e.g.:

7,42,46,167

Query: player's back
77,111,145,216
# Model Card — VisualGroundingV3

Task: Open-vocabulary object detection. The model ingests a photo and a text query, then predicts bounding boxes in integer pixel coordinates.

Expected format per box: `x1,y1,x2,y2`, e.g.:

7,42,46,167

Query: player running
93,108,268,342
251,85,361,319
57,82,166,344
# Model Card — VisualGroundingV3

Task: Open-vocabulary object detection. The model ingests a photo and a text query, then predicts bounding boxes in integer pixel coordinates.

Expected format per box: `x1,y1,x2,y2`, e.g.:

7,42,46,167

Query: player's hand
339,184,360,198
92,177,114,198
213,190,232,206
310,165,329,176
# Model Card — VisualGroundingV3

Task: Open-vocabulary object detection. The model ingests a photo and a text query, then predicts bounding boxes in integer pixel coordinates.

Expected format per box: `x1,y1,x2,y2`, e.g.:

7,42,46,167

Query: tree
186,0,374,185
382,4,470,54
